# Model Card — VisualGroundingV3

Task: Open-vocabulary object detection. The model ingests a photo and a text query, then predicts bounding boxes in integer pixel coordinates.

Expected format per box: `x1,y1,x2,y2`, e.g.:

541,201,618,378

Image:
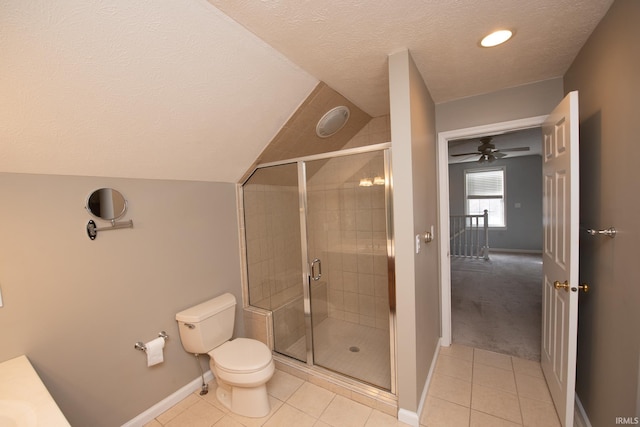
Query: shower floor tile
284,318,391,390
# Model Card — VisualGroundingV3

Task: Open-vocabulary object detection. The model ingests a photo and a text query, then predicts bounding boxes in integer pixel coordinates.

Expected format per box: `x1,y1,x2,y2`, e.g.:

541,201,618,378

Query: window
465,168,505,227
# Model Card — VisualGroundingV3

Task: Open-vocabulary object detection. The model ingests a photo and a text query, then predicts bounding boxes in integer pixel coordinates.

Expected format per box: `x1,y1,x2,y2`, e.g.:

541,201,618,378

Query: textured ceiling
0,0,614,182
0,0,318,182
209,0,614,116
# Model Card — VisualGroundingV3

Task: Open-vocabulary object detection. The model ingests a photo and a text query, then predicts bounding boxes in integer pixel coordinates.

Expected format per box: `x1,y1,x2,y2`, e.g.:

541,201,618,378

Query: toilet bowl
210,338,274,417
176,294,275,418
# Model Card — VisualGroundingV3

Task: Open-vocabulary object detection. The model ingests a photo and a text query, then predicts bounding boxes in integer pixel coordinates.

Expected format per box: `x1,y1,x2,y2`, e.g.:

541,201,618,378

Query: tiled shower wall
309,114,391,331
243,182,302,311
306,154,390,331
242,115,392,348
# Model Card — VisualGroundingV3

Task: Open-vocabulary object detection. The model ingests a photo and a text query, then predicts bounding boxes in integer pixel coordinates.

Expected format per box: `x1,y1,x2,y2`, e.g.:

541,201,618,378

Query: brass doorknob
554,280,570,292
554,280,590,293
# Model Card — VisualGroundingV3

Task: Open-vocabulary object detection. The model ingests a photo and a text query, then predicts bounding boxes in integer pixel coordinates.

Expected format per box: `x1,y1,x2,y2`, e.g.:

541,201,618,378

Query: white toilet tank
176,293,236,354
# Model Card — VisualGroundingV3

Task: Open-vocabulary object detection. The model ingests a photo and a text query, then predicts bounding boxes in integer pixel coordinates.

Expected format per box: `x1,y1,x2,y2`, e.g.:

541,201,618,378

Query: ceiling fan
451,136,530,163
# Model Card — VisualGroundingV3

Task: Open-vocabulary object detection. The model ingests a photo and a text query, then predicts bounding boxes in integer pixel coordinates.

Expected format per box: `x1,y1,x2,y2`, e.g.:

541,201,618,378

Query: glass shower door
242,163,308,362
305,150,392,390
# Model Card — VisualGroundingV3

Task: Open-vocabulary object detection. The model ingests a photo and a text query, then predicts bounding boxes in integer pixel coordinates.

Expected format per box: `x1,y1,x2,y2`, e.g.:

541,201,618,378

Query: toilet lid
211,338,272,374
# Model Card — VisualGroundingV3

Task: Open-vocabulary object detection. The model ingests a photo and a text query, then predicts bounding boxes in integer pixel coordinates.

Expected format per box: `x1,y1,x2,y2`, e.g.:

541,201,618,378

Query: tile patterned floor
422,345,561,427
144,344,560,427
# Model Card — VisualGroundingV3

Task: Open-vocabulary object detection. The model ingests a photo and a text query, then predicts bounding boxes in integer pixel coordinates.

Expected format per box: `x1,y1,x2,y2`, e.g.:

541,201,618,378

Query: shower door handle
310,258,322,281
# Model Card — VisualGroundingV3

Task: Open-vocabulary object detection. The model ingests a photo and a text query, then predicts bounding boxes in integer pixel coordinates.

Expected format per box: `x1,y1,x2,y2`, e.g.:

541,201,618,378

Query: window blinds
466,169,504,199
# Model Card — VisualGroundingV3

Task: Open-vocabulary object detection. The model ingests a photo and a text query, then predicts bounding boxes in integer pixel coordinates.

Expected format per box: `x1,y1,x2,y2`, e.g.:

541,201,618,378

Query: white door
541,90,581,427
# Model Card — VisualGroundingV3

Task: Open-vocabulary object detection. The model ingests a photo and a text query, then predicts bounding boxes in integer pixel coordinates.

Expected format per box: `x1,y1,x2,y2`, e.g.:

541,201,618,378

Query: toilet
175,293,274,418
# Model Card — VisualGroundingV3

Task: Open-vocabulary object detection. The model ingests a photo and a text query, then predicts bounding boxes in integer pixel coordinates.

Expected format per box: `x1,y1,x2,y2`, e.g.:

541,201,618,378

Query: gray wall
436,78,564,133
0,173,243,426
564,0,640,424
448,155,543,252
389,49,440,416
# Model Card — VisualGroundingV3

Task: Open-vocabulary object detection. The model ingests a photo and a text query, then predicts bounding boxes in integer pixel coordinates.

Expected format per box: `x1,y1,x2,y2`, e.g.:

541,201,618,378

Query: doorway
437,93,581,426
447,128,544,360
437,116,548,347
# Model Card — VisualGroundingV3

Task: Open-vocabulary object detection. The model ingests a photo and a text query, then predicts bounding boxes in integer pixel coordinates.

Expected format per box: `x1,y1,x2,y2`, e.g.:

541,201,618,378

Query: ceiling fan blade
498,147,530,152
493,152,507,158
451,152,481,157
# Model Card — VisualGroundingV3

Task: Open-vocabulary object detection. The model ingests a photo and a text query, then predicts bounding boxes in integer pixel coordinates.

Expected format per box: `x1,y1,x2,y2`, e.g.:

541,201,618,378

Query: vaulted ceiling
0,0,614,182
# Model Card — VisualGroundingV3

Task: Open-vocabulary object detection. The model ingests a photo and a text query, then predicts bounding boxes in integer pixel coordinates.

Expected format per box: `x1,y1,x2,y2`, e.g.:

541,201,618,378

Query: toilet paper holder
134,331,169,352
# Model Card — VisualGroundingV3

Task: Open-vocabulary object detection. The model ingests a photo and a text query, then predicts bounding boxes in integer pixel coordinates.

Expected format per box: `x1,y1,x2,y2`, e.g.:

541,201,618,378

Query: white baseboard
398,408,420,427
574,393,592,427
398,338,442,427
121,370,214,427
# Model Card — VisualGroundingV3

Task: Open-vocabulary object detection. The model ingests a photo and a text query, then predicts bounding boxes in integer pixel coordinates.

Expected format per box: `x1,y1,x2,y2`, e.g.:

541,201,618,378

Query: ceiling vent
316,106,350,138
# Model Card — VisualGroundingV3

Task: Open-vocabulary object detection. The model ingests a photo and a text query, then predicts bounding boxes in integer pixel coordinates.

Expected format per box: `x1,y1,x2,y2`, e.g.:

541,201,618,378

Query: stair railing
450,209,489,260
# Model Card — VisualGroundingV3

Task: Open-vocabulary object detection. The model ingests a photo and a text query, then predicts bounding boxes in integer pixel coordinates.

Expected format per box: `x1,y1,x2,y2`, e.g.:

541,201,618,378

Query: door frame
436,116,548,346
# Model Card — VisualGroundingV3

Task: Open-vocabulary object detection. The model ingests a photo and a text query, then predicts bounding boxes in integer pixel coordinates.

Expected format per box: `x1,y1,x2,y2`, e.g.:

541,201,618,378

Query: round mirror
86,188,127,221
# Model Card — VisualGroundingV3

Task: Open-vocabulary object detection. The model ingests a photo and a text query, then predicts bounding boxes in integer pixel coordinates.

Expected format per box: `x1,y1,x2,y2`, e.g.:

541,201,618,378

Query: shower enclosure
242,144,395,392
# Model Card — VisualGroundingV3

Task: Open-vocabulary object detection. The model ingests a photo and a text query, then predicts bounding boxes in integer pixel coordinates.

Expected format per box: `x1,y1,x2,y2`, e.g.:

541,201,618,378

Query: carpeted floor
451,252,542,361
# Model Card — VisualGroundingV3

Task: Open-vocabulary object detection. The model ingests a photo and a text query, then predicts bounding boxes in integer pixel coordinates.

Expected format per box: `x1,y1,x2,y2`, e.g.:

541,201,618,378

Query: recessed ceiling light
480,30,513,47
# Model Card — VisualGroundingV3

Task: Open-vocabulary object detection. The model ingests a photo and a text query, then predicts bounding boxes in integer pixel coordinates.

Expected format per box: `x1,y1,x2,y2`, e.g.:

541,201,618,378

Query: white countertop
0,355,70,427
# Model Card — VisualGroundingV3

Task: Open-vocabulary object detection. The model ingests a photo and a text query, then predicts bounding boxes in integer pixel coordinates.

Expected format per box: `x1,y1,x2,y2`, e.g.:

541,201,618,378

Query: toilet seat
211,338,272,374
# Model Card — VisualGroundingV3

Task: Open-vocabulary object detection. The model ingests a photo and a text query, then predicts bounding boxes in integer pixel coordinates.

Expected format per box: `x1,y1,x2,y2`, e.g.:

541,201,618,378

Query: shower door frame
243,142,397,394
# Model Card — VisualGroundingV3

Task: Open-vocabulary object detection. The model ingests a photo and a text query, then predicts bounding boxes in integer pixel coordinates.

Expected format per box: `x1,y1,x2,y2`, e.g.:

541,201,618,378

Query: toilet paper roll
145,337,165,367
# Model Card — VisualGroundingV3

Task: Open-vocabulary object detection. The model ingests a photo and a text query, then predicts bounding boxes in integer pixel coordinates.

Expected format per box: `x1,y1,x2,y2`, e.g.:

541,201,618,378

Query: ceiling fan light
480,30,513,47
